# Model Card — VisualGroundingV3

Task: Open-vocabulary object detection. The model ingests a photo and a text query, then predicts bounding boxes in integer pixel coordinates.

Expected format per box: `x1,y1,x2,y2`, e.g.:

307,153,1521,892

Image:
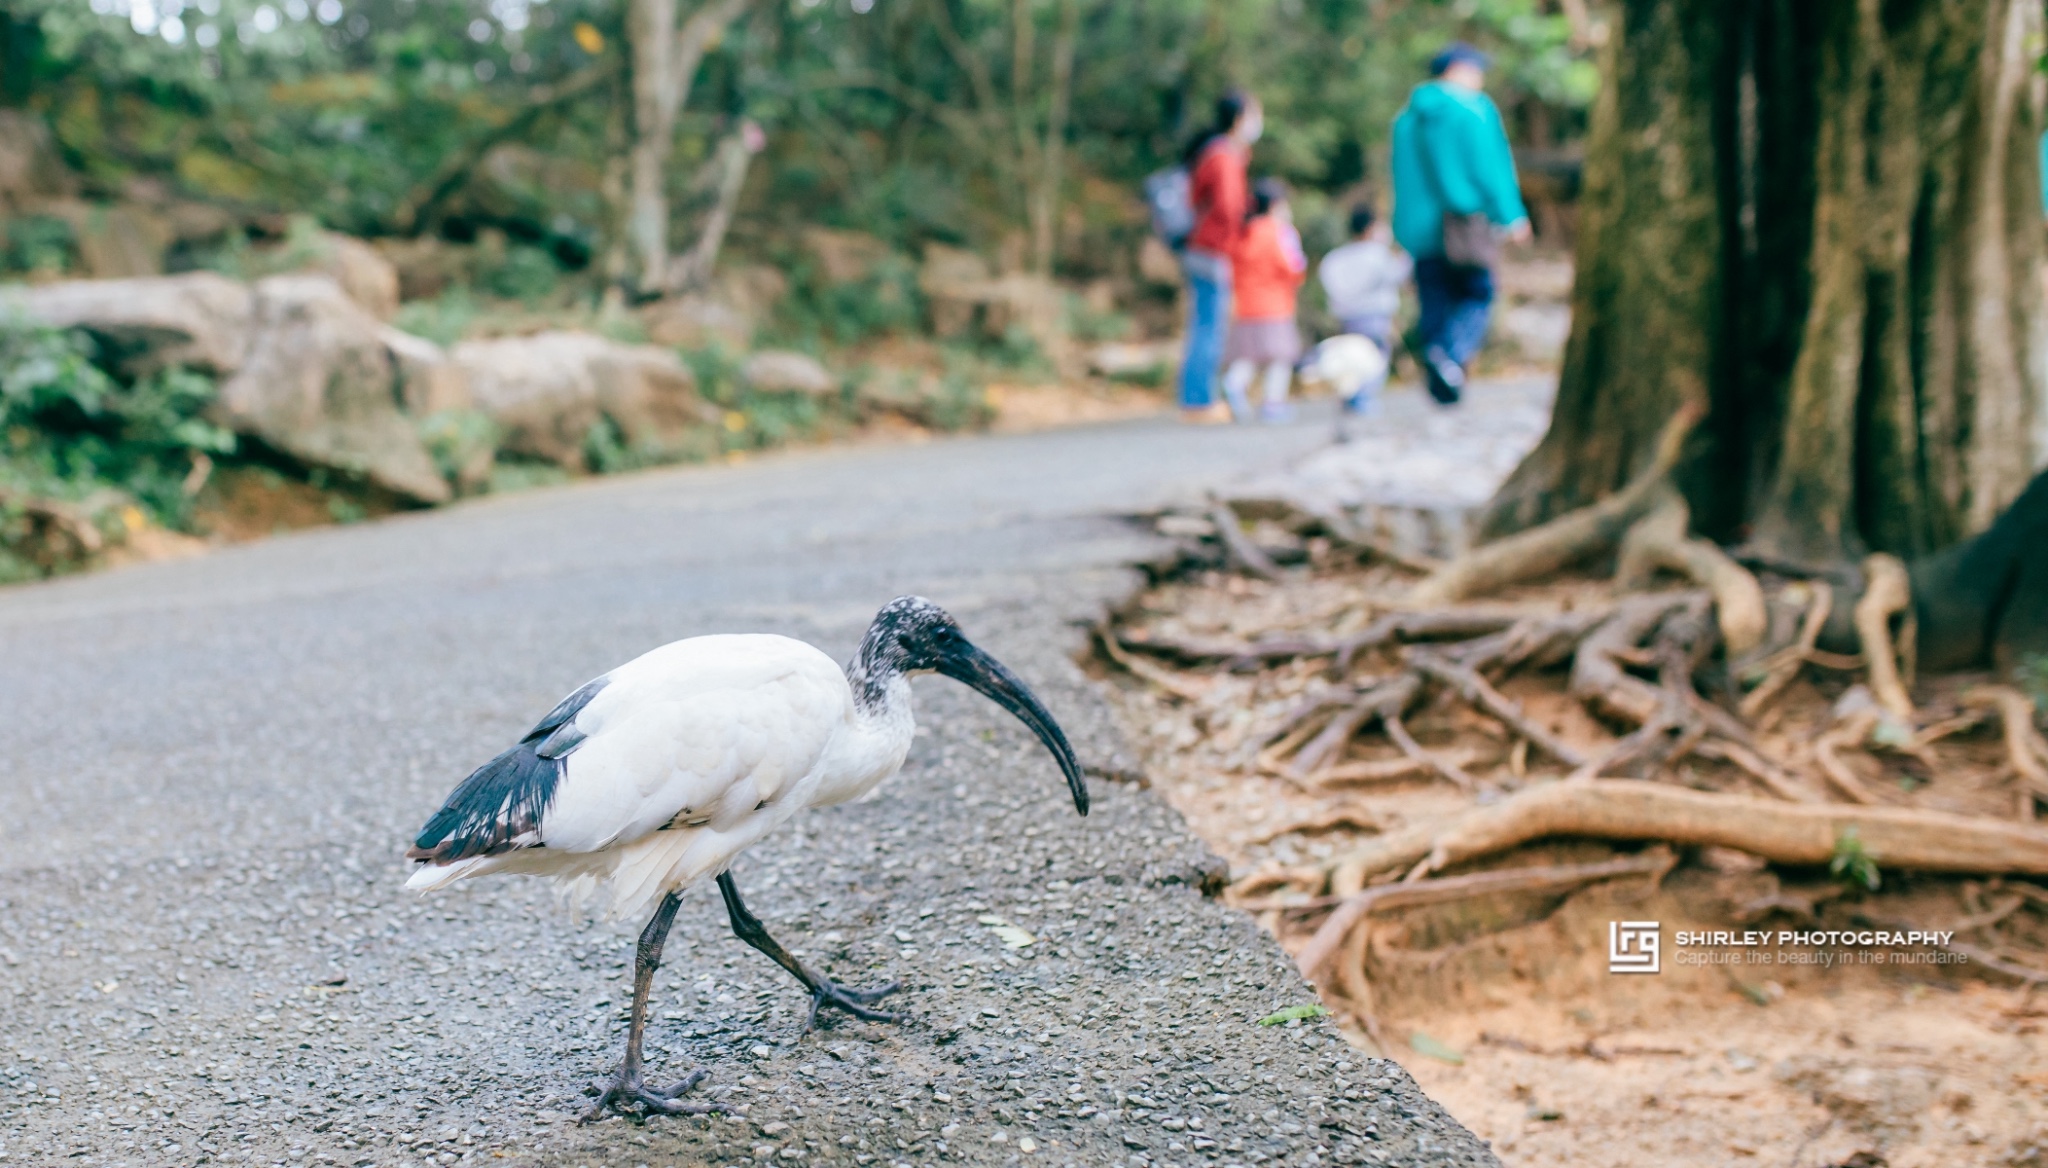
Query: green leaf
1407,1032,1464,1065
1256,1004,1330,1026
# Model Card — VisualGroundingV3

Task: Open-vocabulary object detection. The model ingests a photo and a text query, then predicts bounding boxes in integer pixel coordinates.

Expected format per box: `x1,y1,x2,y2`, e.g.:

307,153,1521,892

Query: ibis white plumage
405,596,1088,1120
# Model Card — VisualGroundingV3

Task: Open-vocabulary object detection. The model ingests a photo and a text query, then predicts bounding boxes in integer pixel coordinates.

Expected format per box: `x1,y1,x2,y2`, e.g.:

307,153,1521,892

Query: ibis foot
805,977,904,1032
580,1066,716,1123
719,872,911,1032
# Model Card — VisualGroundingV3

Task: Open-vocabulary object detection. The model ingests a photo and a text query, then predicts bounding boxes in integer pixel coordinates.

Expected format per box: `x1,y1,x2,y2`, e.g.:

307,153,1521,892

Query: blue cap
1429,41,1490,76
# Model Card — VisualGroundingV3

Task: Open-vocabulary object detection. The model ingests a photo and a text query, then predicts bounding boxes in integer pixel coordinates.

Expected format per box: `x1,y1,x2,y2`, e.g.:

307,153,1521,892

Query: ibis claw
579,1066,717,1123
804,978,904,1032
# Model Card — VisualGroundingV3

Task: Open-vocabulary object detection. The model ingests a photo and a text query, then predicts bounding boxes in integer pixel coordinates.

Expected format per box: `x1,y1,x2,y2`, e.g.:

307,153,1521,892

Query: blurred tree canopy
4,0,1598,285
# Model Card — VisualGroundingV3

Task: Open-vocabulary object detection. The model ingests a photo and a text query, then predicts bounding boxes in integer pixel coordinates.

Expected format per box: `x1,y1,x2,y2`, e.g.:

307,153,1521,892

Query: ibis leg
580,890,717,1122
716,871,902,1032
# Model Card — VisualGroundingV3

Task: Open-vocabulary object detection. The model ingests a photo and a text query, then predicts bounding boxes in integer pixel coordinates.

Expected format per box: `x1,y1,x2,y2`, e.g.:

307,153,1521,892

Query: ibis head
858,596,1089,816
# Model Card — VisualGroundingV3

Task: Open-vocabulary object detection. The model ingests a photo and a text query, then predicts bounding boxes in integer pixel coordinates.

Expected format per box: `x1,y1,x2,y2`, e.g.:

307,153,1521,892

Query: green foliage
771,253,923,349
1829,827,1882,892
1256,1004,1330,1026
417,407,497,486
0,314,231,532
481,244,562,303
5,216,76,276
393,285,480,348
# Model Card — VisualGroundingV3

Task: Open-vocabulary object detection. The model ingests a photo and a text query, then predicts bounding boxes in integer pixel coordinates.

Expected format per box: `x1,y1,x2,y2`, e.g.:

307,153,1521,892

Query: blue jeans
1414,257,1495,368
1178,250,1231,408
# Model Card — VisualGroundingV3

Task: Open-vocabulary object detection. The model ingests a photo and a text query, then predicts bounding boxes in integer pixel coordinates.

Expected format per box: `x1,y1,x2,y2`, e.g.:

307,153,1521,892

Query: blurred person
1177,89,1262,424
1316,203,1410,414
1390,42,1530,406
1221,178,1307,424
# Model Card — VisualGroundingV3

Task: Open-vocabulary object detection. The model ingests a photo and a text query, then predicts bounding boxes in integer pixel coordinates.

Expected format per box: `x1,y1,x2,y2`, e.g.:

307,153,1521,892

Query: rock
215,275,451,504
371,236,474,302
312,233,401,322
453,331,716,469
802,227,892,284
13,271,254,376
641,294,753,350
380,326,472,416
640,266,786,350
741,350,837,396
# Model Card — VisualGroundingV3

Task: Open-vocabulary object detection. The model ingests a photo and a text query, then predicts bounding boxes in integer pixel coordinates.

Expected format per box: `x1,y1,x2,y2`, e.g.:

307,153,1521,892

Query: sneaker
1423,347,1465,405
1340,393,1380,417
1258,402,1296,424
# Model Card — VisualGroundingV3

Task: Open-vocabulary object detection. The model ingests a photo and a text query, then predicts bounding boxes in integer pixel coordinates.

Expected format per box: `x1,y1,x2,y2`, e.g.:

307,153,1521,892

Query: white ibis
404,596,1089,1121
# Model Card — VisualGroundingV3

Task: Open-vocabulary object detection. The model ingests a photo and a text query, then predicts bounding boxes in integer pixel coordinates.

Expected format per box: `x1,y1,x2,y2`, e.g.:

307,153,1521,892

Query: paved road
0,402,1499,1168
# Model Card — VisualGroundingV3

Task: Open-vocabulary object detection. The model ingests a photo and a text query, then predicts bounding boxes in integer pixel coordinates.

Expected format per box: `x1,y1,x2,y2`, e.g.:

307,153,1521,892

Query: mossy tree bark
1481,0,2047,571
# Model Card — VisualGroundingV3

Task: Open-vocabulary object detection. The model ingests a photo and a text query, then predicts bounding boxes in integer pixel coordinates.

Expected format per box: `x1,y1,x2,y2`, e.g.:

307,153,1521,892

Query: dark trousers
1414,257,1495,369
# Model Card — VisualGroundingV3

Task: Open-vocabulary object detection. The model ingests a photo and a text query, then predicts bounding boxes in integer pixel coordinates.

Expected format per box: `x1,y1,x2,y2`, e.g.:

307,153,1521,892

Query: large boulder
12,271,255,376
311,233,401,322
215,275,451,504
380,326,472,416
452,331,716,469
741,349,837,396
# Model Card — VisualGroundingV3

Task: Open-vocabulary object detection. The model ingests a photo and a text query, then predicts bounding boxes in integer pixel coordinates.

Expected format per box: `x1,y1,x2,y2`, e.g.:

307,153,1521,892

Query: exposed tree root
1323,780,2048,891
1812,708,1884,805
1962,685,2048,819
1616,486,1769,658
1740,583,1834,720
1855,553,1917,721
1208,497,1282,581
1409,649,1589,767
1405,400,1703,606
1294,848,1679,981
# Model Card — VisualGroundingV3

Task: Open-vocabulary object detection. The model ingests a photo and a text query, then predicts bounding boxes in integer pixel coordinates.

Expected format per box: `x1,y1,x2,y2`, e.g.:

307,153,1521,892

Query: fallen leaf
1408,1031,1464,1065
1256,1004,1330,1026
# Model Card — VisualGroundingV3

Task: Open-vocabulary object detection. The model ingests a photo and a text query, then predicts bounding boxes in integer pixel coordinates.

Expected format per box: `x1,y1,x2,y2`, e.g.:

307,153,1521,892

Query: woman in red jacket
1177,90,1262,423
1222,178,1307,423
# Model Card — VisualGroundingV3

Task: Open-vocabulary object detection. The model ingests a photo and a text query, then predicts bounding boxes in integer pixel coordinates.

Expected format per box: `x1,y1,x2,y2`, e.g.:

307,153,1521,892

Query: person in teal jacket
1389,43,1530,405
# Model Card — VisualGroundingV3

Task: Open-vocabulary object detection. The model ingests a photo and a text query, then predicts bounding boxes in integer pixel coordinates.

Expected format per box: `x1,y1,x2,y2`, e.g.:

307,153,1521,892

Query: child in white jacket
1316,204,1411,414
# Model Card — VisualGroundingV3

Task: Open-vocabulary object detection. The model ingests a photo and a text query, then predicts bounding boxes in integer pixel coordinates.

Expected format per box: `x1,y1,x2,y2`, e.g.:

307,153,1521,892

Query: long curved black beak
938,641,1090,816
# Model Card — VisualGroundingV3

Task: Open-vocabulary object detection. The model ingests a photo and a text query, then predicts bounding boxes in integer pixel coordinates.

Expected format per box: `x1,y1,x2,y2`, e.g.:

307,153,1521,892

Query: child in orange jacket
1222,178,1308,423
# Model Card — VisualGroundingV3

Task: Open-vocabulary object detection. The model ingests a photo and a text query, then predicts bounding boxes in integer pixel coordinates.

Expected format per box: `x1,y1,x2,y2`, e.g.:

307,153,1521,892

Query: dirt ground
1100,564,2048,1168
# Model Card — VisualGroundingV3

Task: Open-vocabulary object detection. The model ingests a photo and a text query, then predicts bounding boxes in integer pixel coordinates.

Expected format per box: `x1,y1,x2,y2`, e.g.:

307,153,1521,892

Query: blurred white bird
405,596,1088,1121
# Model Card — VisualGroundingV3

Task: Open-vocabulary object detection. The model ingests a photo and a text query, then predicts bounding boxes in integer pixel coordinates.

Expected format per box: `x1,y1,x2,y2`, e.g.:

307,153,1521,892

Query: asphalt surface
0,404,1499,1168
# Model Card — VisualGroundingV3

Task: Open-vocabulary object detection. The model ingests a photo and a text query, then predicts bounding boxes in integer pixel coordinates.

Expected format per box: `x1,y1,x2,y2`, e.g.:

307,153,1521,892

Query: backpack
1144,166,1195,248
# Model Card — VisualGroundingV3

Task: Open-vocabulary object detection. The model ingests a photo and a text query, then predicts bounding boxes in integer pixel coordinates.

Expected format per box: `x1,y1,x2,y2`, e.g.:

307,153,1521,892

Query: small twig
1813,710,1882,805
1208,498,1282,581
1245,806,1387,845
1313,751,1479,786
1383,711,1477,792
1094,626,1210,702
1409,650,1588,768
1694,740,1817,802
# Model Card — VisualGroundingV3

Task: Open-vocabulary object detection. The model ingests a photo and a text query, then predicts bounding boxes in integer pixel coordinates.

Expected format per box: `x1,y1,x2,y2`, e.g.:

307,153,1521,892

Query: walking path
0,393,1509,1168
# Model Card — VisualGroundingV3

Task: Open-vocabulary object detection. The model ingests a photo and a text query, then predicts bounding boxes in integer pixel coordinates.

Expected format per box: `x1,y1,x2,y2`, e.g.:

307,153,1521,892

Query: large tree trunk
1481,0,2046,572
